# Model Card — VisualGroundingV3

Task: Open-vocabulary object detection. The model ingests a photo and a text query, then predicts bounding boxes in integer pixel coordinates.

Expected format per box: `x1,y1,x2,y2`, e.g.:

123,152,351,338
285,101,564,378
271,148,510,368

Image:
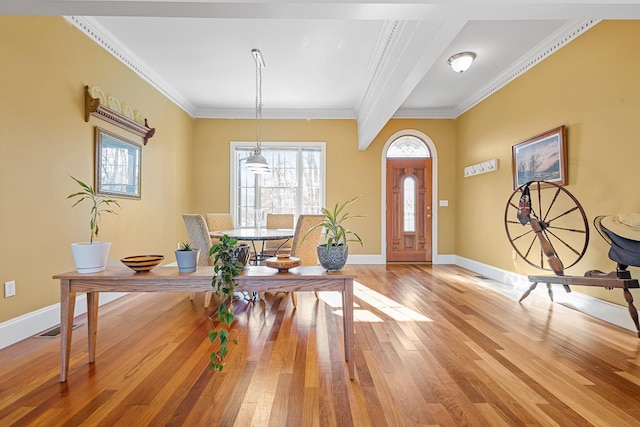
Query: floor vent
34,324,81,338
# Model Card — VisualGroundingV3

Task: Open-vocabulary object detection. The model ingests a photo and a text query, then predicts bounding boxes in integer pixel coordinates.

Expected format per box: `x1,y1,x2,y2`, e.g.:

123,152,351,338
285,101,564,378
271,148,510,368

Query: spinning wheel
505,181,640,337
504,181,589,272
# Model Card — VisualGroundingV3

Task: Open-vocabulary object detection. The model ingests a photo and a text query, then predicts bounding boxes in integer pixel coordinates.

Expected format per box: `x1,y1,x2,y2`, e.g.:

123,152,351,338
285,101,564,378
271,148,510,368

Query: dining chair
183,214,215,308
287,214,324,308
206,212,253,253
263,213,294,256
205,213,234,234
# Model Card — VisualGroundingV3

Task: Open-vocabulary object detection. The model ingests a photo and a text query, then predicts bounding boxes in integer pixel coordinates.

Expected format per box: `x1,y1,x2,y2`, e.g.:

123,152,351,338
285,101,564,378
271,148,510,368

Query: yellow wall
193,118,378,254
3,16,638,324
456,20,640,305
192,117,457,255
0,17,194,322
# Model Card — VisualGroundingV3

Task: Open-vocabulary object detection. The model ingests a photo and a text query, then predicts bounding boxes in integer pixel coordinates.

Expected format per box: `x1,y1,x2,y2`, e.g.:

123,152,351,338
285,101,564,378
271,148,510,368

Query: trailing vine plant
208,234,245,371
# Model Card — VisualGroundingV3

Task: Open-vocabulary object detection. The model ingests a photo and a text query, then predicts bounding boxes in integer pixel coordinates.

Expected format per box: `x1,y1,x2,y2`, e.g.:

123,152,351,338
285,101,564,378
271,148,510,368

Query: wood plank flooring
1,264,640,426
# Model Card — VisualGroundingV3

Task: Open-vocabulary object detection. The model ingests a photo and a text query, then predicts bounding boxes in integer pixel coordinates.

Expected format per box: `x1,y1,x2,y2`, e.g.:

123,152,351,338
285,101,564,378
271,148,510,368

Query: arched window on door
387,135,430,158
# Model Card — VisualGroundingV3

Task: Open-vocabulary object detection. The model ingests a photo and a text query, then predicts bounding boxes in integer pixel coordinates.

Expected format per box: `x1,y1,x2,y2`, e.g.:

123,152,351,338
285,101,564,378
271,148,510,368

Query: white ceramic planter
175,249,200,273
70,242,111,274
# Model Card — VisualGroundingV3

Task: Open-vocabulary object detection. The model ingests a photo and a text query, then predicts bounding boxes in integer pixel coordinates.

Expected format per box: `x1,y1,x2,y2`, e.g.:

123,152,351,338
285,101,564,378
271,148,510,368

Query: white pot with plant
67,176,120,273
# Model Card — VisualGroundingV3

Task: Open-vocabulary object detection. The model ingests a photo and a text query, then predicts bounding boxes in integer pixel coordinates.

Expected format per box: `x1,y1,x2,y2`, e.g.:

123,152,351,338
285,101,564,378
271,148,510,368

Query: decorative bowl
121,255,164,272
266,255,301,272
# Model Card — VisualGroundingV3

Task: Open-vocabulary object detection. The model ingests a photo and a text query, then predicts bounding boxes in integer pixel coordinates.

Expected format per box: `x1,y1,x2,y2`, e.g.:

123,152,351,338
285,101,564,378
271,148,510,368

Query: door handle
426,214,432,218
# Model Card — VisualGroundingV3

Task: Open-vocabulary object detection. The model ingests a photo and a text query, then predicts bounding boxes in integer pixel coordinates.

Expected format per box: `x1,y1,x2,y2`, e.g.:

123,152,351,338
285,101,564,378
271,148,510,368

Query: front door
386,157,432,262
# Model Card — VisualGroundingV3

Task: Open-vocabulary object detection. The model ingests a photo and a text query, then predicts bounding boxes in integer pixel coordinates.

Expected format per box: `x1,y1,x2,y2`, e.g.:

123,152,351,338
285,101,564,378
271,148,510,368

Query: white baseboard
347,254,385,264
0,293,127,350
455,255,638,333
347,253,455,264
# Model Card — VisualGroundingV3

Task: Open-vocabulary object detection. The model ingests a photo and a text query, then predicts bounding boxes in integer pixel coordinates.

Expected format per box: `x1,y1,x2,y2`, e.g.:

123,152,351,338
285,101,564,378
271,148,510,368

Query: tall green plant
67,176,120,244
302,195,364,255
208,234,245,372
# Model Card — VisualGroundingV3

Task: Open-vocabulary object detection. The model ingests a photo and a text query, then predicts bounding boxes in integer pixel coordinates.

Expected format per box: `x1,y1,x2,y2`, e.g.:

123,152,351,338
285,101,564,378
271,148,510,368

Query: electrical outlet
5,281,16,298
512,250,518,260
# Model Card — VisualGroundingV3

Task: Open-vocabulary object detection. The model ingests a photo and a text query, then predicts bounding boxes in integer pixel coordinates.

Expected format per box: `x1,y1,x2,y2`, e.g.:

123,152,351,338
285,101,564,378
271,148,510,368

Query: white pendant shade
448,51,477,73
246,152,270,174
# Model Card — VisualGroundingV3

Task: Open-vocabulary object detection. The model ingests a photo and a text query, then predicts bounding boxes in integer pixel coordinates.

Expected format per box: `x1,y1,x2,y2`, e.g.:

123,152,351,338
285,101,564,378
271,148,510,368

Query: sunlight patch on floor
316,280,432,322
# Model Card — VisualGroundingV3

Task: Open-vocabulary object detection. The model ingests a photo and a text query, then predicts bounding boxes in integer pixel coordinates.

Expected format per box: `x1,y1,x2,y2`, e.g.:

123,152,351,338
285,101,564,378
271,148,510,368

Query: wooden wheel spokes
504,181,589,272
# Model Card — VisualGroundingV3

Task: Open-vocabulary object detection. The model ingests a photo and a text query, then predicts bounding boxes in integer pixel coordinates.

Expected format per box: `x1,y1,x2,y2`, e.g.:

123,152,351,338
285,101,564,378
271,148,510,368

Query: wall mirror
95,127,141,199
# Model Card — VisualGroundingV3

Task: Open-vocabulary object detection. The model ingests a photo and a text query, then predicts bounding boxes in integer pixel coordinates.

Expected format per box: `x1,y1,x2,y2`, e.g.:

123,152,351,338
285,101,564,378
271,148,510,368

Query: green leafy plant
177,242,193,251
302,195,364,255
67,176,120,244
208,234,245,372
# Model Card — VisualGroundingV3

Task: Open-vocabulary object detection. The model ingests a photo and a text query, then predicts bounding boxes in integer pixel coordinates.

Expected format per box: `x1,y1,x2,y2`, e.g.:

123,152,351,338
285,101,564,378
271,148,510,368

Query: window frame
230,141,326,227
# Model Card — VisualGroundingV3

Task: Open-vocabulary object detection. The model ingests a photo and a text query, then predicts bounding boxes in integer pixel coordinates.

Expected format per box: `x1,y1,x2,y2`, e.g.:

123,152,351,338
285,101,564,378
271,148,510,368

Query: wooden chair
183,214,215,308
206,212,252,251
287,214,324,308
263,213,294,256
205,213,234,242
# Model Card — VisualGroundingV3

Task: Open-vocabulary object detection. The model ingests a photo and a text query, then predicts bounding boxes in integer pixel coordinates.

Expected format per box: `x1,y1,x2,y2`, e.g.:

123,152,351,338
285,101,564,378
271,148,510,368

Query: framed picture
95,127,141,199
512,125,567,189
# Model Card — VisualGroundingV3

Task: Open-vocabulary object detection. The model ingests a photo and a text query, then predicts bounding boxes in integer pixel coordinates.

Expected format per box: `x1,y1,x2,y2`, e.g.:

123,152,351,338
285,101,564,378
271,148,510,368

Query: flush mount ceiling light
447,51,477,73
246,48,271,174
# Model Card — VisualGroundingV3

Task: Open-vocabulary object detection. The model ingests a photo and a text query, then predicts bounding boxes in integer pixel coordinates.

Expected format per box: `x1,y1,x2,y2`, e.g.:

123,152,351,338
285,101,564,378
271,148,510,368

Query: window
403,177,416,232
387,135,430,158
232,142,325,227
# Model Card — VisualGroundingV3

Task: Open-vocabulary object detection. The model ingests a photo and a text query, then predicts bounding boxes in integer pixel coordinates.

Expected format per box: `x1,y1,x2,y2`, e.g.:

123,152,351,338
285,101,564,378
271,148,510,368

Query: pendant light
246,48,271,174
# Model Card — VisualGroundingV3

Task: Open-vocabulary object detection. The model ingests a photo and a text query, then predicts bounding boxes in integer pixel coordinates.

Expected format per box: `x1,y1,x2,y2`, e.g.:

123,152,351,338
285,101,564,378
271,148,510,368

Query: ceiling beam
357,19,468,150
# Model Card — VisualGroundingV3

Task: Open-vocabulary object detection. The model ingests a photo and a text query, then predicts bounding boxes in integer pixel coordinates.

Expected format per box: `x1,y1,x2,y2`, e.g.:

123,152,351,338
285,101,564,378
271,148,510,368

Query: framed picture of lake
512,125,567,189
95,127,142,199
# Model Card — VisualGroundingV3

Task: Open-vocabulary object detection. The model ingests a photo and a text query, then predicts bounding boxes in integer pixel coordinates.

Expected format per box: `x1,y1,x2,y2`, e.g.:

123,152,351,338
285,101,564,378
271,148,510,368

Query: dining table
210,228,295,265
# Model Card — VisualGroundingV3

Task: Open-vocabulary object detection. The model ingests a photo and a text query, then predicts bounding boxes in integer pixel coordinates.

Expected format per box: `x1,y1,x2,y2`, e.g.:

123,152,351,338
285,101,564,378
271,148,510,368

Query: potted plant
175,242,200,273
67,176,120,273
302,195,364,271
208,234,245,371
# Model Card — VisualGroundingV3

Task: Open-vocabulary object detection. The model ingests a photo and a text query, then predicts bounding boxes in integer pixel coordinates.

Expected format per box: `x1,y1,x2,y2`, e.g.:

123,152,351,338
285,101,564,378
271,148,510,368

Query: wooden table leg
60,279,76,383
343,278,354,380
87,292,99,363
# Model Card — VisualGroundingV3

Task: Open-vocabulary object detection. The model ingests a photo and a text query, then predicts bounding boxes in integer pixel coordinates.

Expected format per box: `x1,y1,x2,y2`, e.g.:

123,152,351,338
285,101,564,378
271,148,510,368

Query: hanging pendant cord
255,55,263,153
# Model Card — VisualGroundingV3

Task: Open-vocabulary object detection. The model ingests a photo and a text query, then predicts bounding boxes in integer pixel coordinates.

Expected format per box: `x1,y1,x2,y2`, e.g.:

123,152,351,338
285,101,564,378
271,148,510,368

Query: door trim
381,129,439,262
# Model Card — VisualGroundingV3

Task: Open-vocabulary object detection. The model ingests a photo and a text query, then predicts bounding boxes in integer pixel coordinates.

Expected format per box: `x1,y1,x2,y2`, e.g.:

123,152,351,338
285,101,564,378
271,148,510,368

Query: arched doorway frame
381,129,439,262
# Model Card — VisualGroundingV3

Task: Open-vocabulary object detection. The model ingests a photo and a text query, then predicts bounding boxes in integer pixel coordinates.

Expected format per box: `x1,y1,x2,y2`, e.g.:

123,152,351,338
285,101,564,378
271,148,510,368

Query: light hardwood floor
1,264,640,426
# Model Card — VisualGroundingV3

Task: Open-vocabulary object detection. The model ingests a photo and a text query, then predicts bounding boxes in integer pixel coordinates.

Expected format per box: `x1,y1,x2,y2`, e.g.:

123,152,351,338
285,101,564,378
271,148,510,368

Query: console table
53,266,354,382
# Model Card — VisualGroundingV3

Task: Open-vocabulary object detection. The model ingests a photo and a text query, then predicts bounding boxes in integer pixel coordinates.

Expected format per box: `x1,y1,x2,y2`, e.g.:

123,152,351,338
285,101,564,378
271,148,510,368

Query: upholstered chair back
290,215,324,266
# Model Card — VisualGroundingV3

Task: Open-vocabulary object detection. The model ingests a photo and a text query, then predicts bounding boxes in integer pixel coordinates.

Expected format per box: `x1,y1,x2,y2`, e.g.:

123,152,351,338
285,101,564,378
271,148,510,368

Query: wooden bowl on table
265,255,301,272
121,255,164,272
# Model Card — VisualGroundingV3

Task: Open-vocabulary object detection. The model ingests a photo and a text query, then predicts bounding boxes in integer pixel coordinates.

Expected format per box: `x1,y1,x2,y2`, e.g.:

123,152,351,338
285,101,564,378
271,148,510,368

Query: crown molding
452,18,599,118
394,19,598,120
393,108,457,119
66,15,197,116
68,16,598,122
195,108,357,120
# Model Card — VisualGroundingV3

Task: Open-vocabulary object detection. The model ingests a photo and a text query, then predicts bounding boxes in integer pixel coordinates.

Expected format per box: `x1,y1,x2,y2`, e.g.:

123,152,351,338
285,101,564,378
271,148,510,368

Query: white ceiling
5,1,640,149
